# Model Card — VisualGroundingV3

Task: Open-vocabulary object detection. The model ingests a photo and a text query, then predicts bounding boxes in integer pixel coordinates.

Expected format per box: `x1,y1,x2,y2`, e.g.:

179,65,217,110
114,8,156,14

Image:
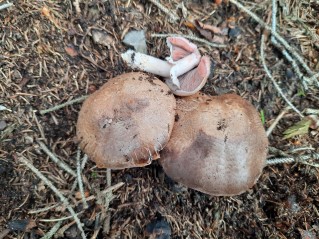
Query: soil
1,0,319,239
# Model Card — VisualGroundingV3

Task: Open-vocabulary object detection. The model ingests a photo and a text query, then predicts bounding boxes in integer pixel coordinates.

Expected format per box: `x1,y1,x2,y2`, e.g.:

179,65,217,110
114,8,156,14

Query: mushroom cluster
121,37,211,96
76,37,268,196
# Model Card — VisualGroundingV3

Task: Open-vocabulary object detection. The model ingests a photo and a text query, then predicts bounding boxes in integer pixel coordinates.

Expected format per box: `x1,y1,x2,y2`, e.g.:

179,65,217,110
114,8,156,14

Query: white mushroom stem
121,49,201,89
121,50,171,77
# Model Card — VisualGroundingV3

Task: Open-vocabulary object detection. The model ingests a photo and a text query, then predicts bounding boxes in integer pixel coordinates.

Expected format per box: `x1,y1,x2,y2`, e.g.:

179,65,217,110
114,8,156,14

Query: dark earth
1,0,319,238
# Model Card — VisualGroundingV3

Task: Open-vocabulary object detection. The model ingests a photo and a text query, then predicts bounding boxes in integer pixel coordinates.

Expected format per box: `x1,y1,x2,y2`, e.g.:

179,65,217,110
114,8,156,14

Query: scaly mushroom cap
77,72,176,169
160,93,268,196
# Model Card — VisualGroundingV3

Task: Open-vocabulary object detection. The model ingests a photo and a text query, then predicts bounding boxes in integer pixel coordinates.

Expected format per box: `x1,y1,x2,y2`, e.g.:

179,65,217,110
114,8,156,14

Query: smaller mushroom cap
77,72,176,169
160,93,268,196
121,37,212,97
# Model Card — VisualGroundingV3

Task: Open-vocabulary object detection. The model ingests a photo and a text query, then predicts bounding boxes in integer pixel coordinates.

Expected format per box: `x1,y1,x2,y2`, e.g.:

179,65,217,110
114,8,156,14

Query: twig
0,2,13,11
272,40,311,89
77,148,88,209
151,33,227,48
0,229,10,239
33,112,46,140
308,72,319,85
288,147,315,153
271,0,277,40
73,0,81,14
29,203,61,214
39,212,83,222
260,34,303,118
90,213,101,239
17,155,86,239
304,108,319,115
56,221,76,239
41,221,63,239
229,0,317,83
266,153,319,166
39,95,88,115
103,168,113,234
270,0,309,89
30,155,89,214
37,140,77,177
70,154,88,194
82,182,124,204
69,155,88,206
266,107,290,136
97,182,123,198
148,0,179,22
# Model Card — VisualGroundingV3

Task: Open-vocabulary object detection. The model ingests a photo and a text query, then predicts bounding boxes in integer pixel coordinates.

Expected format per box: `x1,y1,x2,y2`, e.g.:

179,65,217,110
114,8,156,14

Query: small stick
0,2,13,11
73,0,81,14
71,182,124,207
29,203,61,214
260,34,303,118
76,148,88,209
90,213,101,239
0,229,10,239
270,0,309,89
151,33,227,48
39,95,88,115
70,154,88,194
288,147,315,153
304,108,319,115
308,72,319,85
37,140,77,177
40,221,63,239
229,0,315,79
56,221,76,239
17,155,86,239
271,40,311,89
39,212,83,222
266,107,290,136
148,0,179,22
33,112,46,140
103,168,113,234
267,153,319,166
271,0,277,40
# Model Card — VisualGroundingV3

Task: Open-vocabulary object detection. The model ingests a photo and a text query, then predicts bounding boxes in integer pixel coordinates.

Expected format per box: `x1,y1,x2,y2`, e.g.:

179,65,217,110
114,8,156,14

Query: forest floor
0,0,319,238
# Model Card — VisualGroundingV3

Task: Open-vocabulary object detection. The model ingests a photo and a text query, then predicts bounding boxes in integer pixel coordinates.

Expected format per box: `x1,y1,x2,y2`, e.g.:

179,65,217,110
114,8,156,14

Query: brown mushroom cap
77,72,176,169
160,93,268,196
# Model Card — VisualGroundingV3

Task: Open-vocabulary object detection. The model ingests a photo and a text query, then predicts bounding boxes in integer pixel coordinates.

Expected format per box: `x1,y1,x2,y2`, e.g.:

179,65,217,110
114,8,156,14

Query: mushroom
77,72,176,169
159,93,268,196
121,37,211,96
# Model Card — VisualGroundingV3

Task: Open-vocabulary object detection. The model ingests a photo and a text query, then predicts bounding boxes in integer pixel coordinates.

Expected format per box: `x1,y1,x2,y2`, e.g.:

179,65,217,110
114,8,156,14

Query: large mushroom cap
160,93,268,196
77,72,176,169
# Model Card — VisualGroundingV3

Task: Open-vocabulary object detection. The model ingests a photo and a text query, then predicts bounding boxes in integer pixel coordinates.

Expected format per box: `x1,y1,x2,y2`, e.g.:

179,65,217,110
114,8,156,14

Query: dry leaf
195,20,223,34
283,118,311,139
184,20,196,30
41,6,65,30
91,29,115,49
7,219,37,232
193,20,228,44
194,20,214,41
65,45,79,57
75,191,90,199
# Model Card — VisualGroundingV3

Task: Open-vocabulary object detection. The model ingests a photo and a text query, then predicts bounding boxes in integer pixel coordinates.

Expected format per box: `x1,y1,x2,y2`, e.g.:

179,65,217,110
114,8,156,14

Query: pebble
0,120,7,130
